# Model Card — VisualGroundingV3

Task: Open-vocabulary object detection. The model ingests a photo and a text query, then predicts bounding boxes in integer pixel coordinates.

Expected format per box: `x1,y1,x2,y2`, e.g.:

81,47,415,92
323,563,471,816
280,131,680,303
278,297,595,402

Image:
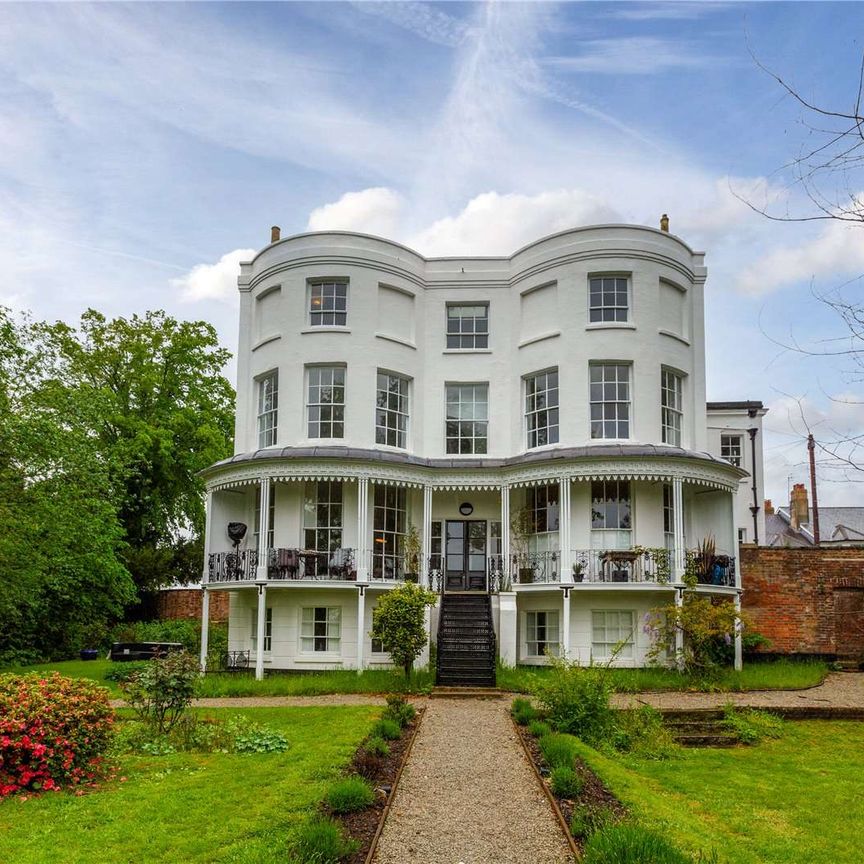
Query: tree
27,309,235,593
0,308,135,662
370,583,437,677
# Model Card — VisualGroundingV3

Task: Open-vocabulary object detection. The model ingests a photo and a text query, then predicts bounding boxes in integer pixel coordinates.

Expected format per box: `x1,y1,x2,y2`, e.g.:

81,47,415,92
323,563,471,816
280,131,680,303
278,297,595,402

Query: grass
497,659,829,694
0,706,379,864
4,659,435,698
572,721,864,863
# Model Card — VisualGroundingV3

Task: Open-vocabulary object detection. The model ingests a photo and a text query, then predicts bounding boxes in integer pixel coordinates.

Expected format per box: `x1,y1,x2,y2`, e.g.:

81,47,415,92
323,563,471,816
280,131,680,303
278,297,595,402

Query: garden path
372,697,573,864
611,671,864,711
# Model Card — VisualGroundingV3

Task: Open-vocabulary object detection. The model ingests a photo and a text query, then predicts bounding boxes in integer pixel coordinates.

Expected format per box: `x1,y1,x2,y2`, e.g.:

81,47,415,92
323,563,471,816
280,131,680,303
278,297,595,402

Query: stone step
431,686,500,698
674,732,740,748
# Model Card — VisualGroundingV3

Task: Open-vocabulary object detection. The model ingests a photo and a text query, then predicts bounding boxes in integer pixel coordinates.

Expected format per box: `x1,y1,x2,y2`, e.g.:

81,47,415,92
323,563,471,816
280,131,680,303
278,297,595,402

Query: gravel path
373,697,573,864
611,672,864,711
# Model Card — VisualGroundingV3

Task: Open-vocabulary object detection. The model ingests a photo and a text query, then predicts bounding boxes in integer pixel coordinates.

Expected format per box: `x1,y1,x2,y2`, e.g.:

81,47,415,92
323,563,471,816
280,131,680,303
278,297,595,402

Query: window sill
375,332,416,349
585,322,636,332
300,326,352,335
442,348,492,354
518,330,560,349
252,334,281,351
658,328,690,346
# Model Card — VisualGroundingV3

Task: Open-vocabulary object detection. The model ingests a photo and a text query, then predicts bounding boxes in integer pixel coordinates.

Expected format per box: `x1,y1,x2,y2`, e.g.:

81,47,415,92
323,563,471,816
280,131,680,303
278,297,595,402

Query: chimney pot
660,214,669,232
764,499,774,516
270,225,281,243
790,483,809,531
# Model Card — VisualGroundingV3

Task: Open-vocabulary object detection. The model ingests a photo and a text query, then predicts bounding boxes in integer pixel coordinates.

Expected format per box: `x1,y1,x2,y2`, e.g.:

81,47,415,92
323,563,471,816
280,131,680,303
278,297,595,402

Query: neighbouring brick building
156,587,229,623
741,545,864,659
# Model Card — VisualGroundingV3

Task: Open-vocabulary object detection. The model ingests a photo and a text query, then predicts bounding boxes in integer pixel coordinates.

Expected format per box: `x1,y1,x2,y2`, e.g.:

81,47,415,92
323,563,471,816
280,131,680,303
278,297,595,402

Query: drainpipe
747,427,759,544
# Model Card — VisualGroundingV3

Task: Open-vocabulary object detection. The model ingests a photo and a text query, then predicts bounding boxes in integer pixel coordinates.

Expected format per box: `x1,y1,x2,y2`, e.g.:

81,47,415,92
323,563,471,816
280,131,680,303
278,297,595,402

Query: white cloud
736,219,864,295
171,249,255,304
306,188,405,237
408,190,620,256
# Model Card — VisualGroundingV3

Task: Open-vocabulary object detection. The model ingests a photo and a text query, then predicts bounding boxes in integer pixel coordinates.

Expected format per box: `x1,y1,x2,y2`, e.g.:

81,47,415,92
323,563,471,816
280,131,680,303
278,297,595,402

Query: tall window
303,481,343,553
661,369,683,446
300,607,341,653
430,521,443,571
446,303,489,349
526,485,559,554
591,480,632,549
591,610,635,659
445,383,488,454
526,611,560,657
663,484,674,550
251,606,273,653
376,372,410,448
309,280,347,327
373,485,406,578
257,371,278,448
525,369,559,449
590,363,630,439
589,276,629,323
307,366,345,438
253,483,275,550
721,434,743,467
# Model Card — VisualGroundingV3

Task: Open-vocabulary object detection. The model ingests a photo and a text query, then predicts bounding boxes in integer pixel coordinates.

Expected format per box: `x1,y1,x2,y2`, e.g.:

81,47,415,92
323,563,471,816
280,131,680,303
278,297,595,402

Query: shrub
582,823,692,864
326,776,375,813
353,750,383,781
0,672,114,797
570,804,617,840
722,706,784,744
549,765,584,799
538,733,578,769
119,651,200,734
614,706,678,759
289,817,358,864
384,694,416,727
370,583,437,677
104,661,149,683
511,697,538,725
372,717,402,741
364,736,390,757
228,718,290,753
533,657,616,746
528,719,552,738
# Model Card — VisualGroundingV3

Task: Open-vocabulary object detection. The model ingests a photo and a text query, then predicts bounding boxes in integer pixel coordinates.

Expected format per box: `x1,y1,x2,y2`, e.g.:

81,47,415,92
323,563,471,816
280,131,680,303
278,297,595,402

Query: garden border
511,715,581,860
361,703,426,864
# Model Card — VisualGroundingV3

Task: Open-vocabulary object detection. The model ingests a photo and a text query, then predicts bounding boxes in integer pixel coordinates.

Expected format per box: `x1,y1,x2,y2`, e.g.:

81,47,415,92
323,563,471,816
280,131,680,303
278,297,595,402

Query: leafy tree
27,309,234,593
370,583,437,677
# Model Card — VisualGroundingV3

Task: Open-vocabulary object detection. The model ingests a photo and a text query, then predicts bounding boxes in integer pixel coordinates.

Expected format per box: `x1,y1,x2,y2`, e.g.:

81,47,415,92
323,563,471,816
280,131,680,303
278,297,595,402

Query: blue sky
1,1,863,505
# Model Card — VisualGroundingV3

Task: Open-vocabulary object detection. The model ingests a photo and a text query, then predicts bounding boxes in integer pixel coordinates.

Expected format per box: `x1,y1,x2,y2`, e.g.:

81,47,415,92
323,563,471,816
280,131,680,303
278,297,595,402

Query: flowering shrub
119,650,200,734
0,672,114,798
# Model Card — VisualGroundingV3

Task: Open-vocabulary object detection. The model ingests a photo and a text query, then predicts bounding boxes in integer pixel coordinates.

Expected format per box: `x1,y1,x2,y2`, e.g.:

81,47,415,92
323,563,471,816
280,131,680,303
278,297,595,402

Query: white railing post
672,477,685,582
199,487,213,672
356,584,366,674
422,484,433,588
561,586,571,660
734,593,743,671
559,478,572,583
674,588,685,670
255,583,267,681
256,477,271,581
356,477,369,581
500,484,510,579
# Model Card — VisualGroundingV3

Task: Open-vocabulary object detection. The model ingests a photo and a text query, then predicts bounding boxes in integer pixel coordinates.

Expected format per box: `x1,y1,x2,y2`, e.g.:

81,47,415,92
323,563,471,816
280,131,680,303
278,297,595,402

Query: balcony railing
208,549,259,583
510,551,560,584
570,548,672,584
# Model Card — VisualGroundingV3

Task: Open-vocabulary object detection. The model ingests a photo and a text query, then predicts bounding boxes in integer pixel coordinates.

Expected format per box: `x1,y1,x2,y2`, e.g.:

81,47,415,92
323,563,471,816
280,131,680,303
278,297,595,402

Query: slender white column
199,488,213,672
731,492,741,588
734,593,743,671
255,584,267,680
256,477,271,581
356,586,366,674
559,479,572,583
672,477,685,582
674,589,685,670
422,484,433,588
356,477,369,580
500,484,510,579
199,588,210,671
561,587,571,660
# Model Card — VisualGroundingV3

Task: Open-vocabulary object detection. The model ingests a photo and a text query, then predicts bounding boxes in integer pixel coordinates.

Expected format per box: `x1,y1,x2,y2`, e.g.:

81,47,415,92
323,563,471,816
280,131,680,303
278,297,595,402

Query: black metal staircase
436,594,496,687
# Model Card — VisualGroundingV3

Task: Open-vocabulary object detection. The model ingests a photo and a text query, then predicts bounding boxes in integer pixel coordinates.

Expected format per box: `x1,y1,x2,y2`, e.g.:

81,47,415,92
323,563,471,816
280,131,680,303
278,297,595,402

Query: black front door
445,520,487,591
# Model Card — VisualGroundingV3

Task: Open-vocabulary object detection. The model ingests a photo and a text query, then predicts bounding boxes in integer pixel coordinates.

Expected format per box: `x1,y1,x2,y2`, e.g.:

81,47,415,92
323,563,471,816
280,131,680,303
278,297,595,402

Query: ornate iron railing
208,548,359,582
510,551,560,584
570,548,672,583
208,550,258,582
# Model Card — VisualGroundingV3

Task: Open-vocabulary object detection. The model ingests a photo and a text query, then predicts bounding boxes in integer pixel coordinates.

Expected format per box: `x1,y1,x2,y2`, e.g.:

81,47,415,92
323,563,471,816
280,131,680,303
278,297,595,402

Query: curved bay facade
200,225,760,680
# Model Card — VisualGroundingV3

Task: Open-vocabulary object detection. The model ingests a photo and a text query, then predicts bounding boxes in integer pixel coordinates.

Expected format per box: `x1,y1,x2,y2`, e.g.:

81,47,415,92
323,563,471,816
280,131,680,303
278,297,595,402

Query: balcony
207,548,410,584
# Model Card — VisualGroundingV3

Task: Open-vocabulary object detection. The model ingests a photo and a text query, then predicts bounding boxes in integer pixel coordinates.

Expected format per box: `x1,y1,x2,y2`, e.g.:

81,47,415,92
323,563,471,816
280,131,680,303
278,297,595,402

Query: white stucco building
199,223,762,681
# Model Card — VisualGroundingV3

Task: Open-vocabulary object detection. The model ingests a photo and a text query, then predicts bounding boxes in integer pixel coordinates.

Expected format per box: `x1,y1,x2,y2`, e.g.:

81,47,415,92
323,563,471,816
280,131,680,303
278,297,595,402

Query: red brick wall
156,589,229,623
741,546,864,657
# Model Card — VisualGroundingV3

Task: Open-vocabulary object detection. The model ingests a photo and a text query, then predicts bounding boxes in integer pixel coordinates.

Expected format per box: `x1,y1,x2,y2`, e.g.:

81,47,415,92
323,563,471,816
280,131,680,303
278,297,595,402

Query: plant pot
79,649,99,661
519,567,534,584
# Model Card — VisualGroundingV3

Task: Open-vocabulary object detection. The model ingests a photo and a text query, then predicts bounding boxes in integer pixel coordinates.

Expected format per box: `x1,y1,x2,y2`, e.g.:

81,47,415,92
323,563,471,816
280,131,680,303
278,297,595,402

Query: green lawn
574,721,864,864
0,706,379,864
497,659,829,694
4,659,434,698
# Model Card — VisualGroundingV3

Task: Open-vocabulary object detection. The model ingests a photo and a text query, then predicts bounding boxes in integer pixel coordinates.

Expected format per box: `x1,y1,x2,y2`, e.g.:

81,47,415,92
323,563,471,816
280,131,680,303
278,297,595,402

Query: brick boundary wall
156,588,229,623
740,545,864,657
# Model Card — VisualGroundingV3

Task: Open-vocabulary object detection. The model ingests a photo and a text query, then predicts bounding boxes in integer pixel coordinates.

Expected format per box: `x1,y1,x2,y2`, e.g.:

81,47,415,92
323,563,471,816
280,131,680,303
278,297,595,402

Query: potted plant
510,506,535,584
403,522,421,583
571,561,585,583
